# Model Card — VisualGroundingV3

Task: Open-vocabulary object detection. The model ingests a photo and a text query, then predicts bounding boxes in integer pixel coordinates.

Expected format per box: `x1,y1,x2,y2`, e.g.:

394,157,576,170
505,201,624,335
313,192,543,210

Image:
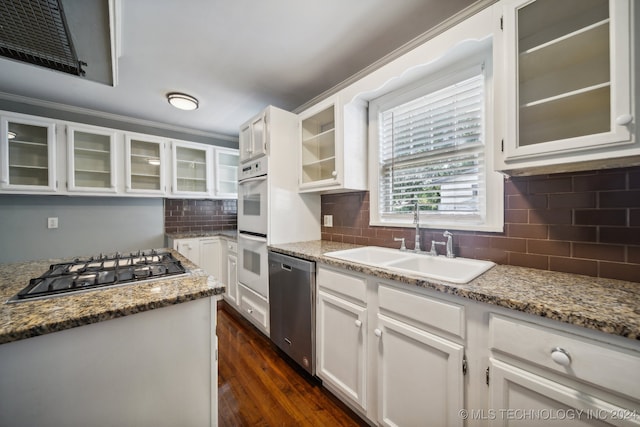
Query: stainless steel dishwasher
268,251,315,375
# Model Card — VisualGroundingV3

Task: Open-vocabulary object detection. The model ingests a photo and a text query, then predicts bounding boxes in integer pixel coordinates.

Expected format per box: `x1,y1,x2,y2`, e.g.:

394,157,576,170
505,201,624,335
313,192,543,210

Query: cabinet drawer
238,283,269,333
490,314,640,400
378,284,465,339
317,266,366,305
226,240,237,254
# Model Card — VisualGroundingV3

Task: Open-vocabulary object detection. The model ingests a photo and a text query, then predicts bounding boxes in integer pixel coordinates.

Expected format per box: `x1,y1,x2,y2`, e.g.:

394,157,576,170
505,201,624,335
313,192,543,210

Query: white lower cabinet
317,289,368,410
225,240,238,306
488,314,640,427
316,264,640,427
172,238,201,265
376,313,465,427
170,236,228,285
237,282,269,335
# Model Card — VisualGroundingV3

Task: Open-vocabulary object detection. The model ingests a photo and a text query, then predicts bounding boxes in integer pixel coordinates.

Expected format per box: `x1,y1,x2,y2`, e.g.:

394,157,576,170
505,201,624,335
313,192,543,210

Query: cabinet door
299,101,338,190
239,113,266,163
199,238,221,279
376,314,465,427
125,134,166,195
226,253,238,306
213,147,238,198
503,0,633,160
489,358,640,427
316,289,367,410
171,141,212,196
67,125,117,193
1,115,56,192
173,238,200,265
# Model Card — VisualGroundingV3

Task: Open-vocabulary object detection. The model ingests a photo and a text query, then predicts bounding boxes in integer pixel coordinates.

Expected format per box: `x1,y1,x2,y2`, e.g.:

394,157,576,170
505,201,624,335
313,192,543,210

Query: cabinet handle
354,320,362,328
374,328,382,338
616,114,633,125
550,347,571,366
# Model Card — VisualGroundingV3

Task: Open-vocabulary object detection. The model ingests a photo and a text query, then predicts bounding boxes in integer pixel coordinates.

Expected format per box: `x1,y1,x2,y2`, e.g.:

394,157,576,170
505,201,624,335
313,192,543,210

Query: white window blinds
377,71,486,223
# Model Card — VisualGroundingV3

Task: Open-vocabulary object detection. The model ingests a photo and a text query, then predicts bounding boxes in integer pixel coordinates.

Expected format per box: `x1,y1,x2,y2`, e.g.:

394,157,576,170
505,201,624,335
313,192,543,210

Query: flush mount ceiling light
167,92,199,111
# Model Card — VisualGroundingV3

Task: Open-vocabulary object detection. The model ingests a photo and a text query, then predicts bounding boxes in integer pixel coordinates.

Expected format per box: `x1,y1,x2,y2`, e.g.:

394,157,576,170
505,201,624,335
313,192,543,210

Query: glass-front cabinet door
0,115,56,192
67,125,117,192
171,141,212,196
125,134,166,195
503,0,632,160
214,147,239,198
299,103,338,189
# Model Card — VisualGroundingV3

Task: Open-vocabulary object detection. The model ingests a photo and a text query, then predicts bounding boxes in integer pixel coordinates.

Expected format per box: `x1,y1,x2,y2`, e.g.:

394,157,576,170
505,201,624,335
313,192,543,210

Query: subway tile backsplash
321,166,640,283
164,199,237,234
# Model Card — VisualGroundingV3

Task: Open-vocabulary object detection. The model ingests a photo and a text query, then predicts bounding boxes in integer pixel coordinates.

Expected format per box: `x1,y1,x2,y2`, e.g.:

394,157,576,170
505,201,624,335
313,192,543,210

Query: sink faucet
443,231,454,258
428,231,455,257
413,202,422,252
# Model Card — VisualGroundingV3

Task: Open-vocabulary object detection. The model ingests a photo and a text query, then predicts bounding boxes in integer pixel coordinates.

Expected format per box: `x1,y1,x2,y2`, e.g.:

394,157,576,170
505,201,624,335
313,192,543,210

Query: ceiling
0,0,480,140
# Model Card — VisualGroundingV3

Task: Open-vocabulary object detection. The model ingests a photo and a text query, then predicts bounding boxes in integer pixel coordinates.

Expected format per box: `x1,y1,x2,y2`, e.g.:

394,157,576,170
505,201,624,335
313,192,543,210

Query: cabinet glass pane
517,0,610,146
130,140,161,190
176,146,207,192
7,122,49,186
217,151,238,195
301,105,336,184
74,131,111,188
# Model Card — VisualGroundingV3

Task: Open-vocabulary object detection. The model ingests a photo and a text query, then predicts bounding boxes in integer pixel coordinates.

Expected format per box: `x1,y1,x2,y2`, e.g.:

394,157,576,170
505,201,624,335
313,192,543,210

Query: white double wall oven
237,156,269,299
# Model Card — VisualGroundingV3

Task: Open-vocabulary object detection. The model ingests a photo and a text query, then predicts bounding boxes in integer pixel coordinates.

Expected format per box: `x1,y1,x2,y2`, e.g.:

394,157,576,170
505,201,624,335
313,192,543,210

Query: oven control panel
240,156,267,180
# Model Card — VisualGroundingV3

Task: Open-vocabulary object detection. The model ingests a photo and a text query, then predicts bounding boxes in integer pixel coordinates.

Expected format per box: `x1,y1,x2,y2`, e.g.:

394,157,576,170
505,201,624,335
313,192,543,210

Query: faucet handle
394,237,407,251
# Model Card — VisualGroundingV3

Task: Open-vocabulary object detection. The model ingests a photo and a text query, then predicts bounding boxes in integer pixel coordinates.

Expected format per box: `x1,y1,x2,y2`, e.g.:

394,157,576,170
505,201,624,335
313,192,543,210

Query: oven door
238,175,268,235
238,233,269,298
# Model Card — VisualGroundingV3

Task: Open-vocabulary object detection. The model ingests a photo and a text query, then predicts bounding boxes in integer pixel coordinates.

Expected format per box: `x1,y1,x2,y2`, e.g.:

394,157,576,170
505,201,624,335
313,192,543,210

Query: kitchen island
0,249,224,427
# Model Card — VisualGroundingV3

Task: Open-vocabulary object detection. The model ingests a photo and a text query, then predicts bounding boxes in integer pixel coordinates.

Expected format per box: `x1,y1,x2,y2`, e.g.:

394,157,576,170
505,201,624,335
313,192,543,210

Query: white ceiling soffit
0,0,489,139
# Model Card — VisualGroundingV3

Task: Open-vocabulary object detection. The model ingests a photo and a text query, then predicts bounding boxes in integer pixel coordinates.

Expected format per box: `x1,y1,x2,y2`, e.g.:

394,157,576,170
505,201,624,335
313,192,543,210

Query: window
369,57,503,232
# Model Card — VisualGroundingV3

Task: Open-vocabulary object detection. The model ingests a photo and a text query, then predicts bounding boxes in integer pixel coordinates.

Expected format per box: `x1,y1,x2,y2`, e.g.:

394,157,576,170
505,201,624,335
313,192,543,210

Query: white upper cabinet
498,0,639,175
0,114,57,192
67,125,117,193
170,141,213,196
298,94,367,193
124,134,167,195
213,147,238,198
239,112,267,163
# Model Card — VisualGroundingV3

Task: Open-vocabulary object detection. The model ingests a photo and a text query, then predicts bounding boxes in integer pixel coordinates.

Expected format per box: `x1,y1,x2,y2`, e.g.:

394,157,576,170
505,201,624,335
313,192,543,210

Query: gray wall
0,195,164,264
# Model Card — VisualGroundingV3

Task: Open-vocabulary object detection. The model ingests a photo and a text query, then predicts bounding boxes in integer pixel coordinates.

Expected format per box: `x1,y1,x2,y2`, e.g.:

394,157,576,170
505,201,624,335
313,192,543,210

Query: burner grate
0,0,85,75
8,250,187,302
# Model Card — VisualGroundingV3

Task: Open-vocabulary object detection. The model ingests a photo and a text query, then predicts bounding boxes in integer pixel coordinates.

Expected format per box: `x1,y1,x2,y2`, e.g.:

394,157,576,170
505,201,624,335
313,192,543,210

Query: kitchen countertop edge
268,240,640,341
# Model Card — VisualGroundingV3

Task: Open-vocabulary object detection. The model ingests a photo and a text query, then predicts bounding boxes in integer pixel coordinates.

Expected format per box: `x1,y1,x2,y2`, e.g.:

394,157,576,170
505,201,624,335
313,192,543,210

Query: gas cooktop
8,250,187,303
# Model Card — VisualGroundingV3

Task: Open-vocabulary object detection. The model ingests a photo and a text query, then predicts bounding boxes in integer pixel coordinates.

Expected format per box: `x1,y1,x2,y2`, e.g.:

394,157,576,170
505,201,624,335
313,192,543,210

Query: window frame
368,47,504,232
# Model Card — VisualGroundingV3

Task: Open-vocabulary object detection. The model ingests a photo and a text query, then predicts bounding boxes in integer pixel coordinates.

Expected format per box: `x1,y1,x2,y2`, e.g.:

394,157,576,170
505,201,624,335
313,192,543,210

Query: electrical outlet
323,215,333,227
47,217,58,229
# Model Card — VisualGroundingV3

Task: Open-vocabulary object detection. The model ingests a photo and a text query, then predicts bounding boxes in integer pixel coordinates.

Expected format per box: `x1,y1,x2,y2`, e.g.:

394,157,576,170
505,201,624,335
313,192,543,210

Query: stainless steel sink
324,246,495,284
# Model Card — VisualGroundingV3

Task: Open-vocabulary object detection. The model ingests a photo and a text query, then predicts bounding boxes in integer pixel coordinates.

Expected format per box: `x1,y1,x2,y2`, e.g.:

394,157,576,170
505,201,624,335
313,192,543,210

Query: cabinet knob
354,320,362,328
331,170,337,178
374,328,382,338
616,114,633,125
550,347,571,366
247,308,253,314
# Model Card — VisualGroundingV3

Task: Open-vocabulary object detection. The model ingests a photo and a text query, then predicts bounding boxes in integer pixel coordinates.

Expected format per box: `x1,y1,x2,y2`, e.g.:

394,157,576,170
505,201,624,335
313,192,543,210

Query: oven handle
239,175,267,185
238,233,267,243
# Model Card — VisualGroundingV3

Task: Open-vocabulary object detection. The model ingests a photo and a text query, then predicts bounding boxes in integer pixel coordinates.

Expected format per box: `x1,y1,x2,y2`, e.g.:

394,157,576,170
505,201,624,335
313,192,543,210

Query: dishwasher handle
281,263,292,271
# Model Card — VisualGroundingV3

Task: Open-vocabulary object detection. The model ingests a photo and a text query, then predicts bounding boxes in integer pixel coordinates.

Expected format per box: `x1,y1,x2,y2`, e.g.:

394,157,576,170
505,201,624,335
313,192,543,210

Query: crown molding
293,0,497,114
0,91,239,142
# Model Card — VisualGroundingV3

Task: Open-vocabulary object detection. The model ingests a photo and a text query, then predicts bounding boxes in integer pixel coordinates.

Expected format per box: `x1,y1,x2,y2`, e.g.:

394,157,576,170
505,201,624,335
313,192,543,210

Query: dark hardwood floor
217,302,368,426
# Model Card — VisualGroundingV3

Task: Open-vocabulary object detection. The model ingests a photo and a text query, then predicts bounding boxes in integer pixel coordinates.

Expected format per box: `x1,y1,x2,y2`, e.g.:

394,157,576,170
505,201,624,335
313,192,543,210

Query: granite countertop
0,249,225,345
269,240,640,341
166,230,237,240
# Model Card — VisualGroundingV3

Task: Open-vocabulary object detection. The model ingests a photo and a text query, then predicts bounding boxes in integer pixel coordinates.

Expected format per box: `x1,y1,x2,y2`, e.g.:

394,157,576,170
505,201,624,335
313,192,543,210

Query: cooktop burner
8,250,187,303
